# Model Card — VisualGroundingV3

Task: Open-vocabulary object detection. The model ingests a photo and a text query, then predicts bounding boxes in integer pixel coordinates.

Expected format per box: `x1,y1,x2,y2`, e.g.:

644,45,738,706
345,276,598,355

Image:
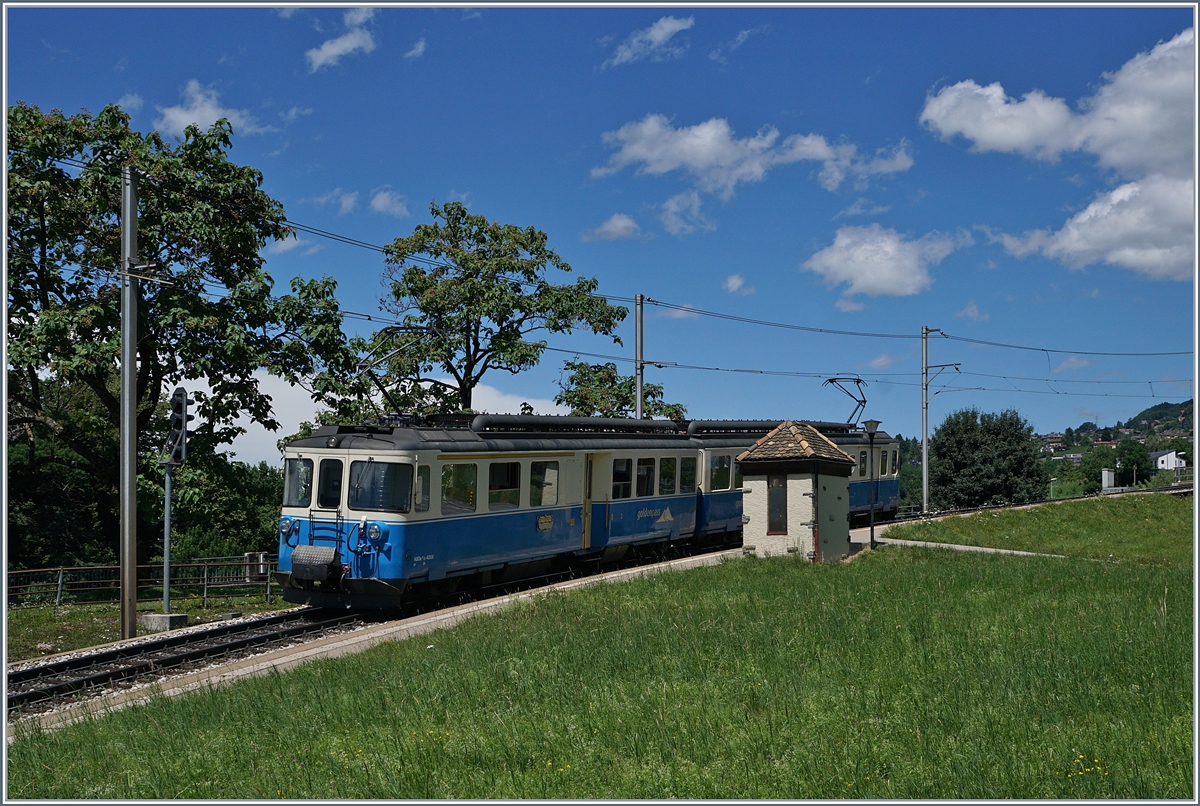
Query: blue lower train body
848,478,899,518
277,490,746,608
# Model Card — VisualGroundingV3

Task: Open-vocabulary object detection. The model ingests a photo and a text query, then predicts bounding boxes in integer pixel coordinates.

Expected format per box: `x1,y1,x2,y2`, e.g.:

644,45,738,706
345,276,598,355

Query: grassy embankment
886,493,1192,565
7,495,1192,799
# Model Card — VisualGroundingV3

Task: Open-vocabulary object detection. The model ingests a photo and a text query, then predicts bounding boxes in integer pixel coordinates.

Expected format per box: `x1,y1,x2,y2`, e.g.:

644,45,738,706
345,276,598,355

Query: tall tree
554,360,687,419
928,408,1049,510
1115,439,1152,486
379,201,627,411
1078,445,1116,494
7,102,346,565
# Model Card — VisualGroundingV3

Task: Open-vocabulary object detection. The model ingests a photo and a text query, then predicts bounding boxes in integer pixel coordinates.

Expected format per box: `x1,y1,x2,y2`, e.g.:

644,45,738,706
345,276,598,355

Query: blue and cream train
275,415,898,608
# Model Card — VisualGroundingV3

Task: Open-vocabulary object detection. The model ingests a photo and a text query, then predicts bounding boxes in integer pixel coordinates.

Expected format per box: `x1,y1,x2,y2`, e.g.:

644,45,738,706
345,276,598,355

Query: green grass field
7,495,1193,799
886,493,1193,565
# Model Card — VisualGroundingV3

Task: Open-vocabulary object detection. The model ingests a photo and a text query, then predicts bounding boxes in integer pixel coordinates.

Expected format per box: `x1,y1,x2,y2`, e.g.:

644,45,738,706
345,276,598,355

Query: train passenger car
274,414,897,609
812,422,902,523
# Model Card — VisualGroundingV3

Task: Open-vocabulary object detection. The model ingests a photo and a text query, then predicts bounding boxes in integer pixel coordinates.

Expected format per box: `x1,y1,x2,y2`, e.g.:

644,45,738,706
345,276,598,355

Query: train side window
767,474,788,534
680,457,697,493
858,451,867,477
441,463,478,515
658,457,676,495
530,461,559,507
415,465,431,512
710,455,731,491
636,458,655,497
891,449,898,475
317,459,344,509
734,460,743,489
348,461,413,512
612,458,633,499
283,458,313,508
488,462,521,511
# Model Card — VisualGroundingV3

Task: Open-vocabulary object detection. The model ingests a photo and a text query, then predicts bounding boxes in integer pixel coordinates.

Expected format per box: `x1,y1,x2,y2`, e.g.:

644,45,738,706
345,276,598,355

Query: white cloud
921,28,1194,280
657,304,700,319
583,213,640,241
992,175,1193,281
276,8,298,19
593,114,913,200
603,15,694,69
404,38,427,59
117,93,143,112
310,188,359,215
661,191,713,236
265,236,314,255
307,26,375,71
955,301,989,321
924,28,1193,180
921,82,1079,161
863,353,897,370
370,189,410,218
803,224,959,306
834,197,892,219
282,105,312,122
220,371,313,466
1054,356,1091,372
723,274,754,295
343,7,375,28
468,383,569,416
154,80,271,137
709,25,768,63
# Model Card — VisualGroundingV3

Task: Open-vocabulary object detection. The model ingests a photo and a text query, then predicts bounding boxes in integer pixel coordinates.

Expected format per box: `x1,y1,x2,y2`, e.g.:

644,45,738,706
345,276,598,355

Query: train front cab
276,450,416,608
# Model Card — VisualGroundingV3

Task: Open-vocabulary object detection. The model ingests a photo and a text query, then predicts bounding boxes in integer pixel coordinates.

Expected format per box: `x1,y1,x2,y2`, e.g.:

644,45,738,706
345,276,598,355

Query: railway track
6,609,378,714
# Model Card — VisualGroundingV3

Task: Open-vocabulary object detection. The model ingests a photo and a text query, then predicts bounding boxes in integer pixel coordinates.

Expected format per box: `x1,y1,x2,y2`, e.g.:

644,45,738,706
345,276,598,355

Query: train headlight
279,518,293,536
368,523,382,541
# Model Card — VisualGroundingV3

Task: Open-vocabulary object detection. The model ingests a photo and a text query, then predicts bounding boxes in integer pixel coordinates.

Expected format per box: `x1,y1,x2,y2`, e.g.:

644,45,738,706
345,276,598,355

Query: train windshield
283,458,313,508
349,461,414,512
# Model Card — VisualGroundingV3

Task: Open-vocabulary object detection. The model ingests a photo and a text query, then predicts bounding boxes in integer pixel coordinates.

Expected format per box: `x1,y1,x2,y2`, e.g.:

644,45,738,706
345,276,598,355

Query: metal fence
7,553,278,609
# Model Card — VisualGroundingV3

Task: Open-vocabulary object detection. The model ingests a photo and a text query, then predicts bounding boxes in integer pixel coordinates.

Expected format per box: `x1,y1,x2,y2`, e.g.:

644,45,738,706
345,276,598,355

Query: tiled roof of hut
735,421,855,464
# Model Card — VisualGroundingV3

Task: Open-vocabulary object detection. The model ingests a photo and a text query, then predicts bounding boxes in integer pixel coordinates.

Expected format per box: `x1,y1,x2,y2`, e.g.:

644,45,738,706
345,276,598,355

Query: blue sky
6,4,1196,465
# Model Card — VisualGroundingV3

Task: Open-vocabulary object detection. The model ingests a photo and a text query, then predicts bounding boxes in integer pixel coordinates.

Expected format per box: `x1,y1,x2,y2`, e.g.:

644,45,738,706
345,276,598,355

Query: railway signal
166,386,194,465
162,386,193,622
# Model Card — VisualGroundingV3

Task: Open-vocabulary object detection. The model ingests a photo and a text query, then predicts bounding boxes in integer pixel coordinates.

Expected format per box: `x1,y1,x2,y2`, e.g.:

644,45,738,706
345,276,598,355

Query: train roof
284,414,894,454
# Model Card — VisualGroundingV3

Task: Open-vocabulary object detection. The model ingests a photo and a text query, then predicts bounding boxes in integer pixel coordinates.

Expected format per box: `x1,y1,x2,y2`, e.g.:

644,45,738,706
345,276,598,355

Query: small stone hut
737,421,856,562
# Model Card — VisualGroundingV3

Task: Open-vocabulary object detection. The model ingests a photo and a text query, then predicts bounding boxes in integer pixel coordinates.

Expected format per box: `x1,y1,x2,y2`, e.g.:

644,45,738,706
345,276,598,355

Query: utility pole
921,326,958,514
120,167,139,639
922,326,933,514
635,293,644,419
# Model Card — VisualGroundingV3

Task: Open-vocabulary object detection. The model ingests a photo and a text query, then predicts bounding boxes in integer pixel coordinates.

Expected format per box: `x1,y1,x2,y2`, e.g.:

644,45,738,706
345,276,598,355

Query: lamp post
1050,477,1057,500
863,419,881,550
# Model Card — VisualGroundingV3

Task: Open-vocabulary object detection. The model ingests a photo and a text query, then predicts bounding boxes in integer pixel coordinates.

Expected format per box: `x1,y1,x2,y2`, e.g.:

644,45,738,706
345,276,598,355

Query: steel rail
7,610,364,710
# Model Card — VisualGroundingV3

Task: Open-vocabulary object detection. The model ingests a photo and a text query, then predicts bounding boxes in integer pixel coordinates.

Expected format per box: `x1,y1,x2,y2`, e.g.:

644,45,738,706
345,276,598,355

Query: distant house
1040,433,1064,451
1149,450,1187,471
